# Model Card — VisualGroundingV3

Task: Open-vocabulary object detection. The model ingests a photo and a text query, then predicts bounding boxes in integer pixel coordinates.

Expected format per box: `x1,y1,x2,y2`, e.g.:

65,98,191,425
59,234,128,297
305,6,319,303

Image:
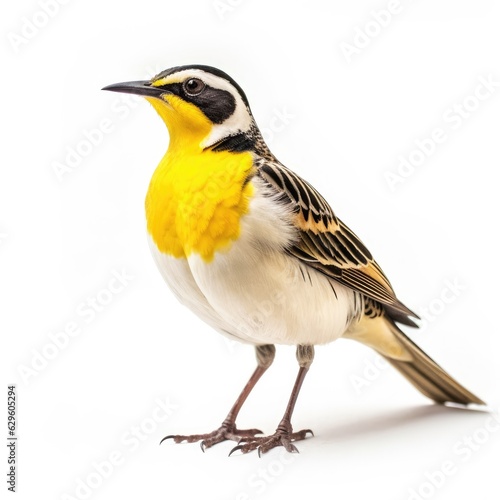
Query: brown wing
257,161,418,326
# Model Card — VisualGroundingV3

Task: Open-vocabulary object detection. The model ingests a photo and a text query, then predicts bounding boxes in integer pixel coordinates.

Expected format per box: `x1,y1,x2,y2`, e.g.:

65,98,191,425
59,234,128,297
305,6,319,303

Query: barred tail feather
383,323,485,407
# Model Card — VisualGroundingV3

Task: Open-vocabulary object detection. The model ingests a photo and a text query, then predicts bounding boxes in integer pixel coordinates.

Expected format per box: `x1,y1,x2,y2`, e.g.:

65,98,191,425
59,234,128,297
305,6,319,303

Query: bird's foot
160,421,263,451
229,421,313,456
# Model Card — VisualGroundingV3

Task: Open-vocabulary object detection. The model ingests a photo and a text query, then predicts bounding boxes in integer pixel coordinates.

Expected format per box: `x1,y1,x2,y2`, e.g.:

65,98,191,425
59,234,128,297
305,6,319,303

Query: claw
159,435,175,445
228,444,245,457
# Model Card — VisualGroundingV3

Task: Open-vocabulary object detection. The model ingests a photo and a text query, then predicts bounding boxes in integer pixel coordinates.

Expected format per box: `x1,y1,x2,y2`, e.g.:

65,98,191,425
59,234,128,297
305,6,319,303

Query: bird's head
103,64,262,154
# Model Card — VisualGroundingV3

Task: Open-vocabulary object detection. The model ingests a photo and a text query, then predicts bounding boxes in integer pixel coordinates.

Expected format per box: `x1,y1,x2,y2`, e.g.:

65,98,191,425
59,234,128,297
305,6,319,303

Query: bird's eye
183,78,205,96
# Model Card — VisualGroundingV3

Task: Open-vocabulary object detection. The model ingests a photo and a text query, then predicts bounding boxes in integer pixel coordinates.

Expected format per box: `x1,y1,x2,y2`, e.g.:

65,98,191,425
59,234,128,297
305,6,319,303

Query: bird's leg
230,345,315,456
161,344,275,450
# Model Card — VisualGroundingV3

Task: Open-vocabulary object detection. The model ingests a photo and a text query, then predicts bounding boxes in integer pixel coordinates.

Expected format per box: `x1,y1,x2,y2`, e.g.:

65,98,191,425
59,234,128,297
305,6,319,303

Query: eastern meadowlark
103,65,485,455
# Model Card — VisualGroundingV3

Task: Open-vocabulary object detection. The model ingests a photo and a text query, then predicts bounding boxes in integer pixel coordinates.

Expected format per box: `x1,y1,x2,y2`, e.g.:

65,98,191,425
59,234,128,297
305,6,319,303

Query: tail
382,324,485,406
345,314,486,407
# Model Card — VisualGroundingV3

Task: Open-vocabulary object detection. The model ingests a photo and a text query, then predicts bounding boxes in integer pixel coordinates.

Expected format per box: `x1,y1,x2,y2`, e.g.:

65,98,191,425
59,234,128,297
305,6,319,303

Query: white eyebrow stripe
153,69,234,93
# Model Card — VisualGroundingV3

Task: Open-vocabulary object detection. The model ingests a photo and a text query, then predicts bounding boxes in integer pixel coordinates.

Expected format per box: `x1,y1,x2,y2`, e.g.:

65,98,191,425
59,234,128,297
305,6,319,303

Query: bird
102,64,485,456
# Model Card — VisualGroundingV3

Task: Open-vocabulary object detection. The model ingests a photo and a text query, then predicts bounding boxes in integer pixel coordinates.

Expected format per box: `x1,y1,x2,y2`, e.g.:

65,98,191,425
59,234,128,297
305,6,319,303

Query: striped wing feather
258,161,418,326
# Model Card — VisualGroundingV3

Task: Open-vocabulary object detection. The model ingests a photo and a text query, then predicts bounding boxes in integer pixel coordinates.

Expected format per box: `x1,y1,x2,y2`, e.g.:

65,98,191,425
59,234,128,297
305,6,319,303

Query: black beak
101,80,167,98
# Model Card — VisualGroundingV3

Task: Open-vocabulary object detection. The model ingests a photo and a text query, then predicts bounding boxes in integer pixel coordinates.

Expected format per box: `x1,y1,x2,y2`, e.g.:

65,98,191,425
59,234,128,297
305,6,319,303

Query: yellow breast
145,148,254,262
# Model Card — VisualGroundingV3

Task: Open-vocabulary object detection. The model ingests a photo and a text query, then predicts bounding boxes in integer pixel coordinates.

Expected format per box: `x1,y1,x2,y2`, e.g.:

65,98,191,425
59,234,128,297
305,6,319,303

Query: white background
2,1,500,499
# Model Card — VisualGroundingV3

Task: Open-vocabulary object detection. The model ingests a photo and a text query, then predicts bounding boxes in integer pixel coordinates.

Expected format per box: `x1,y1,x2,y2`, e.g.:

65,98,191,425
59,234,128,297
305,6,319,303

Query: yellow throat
145,95,255,262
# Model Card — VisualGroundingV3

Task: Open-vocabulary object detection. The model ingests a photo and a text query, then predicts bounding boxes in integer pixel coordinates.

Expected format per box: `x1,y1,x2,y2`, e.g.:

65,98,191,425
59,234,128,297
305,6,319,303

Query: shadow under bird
103,64,486,456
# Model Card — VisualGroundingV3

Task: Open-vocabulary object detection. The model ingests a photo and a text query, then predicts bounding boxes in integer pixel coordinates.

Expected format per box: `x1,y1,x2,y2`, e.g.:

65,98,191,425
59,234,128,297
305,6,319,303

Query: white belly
148,237,247,342
149,179,361,346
